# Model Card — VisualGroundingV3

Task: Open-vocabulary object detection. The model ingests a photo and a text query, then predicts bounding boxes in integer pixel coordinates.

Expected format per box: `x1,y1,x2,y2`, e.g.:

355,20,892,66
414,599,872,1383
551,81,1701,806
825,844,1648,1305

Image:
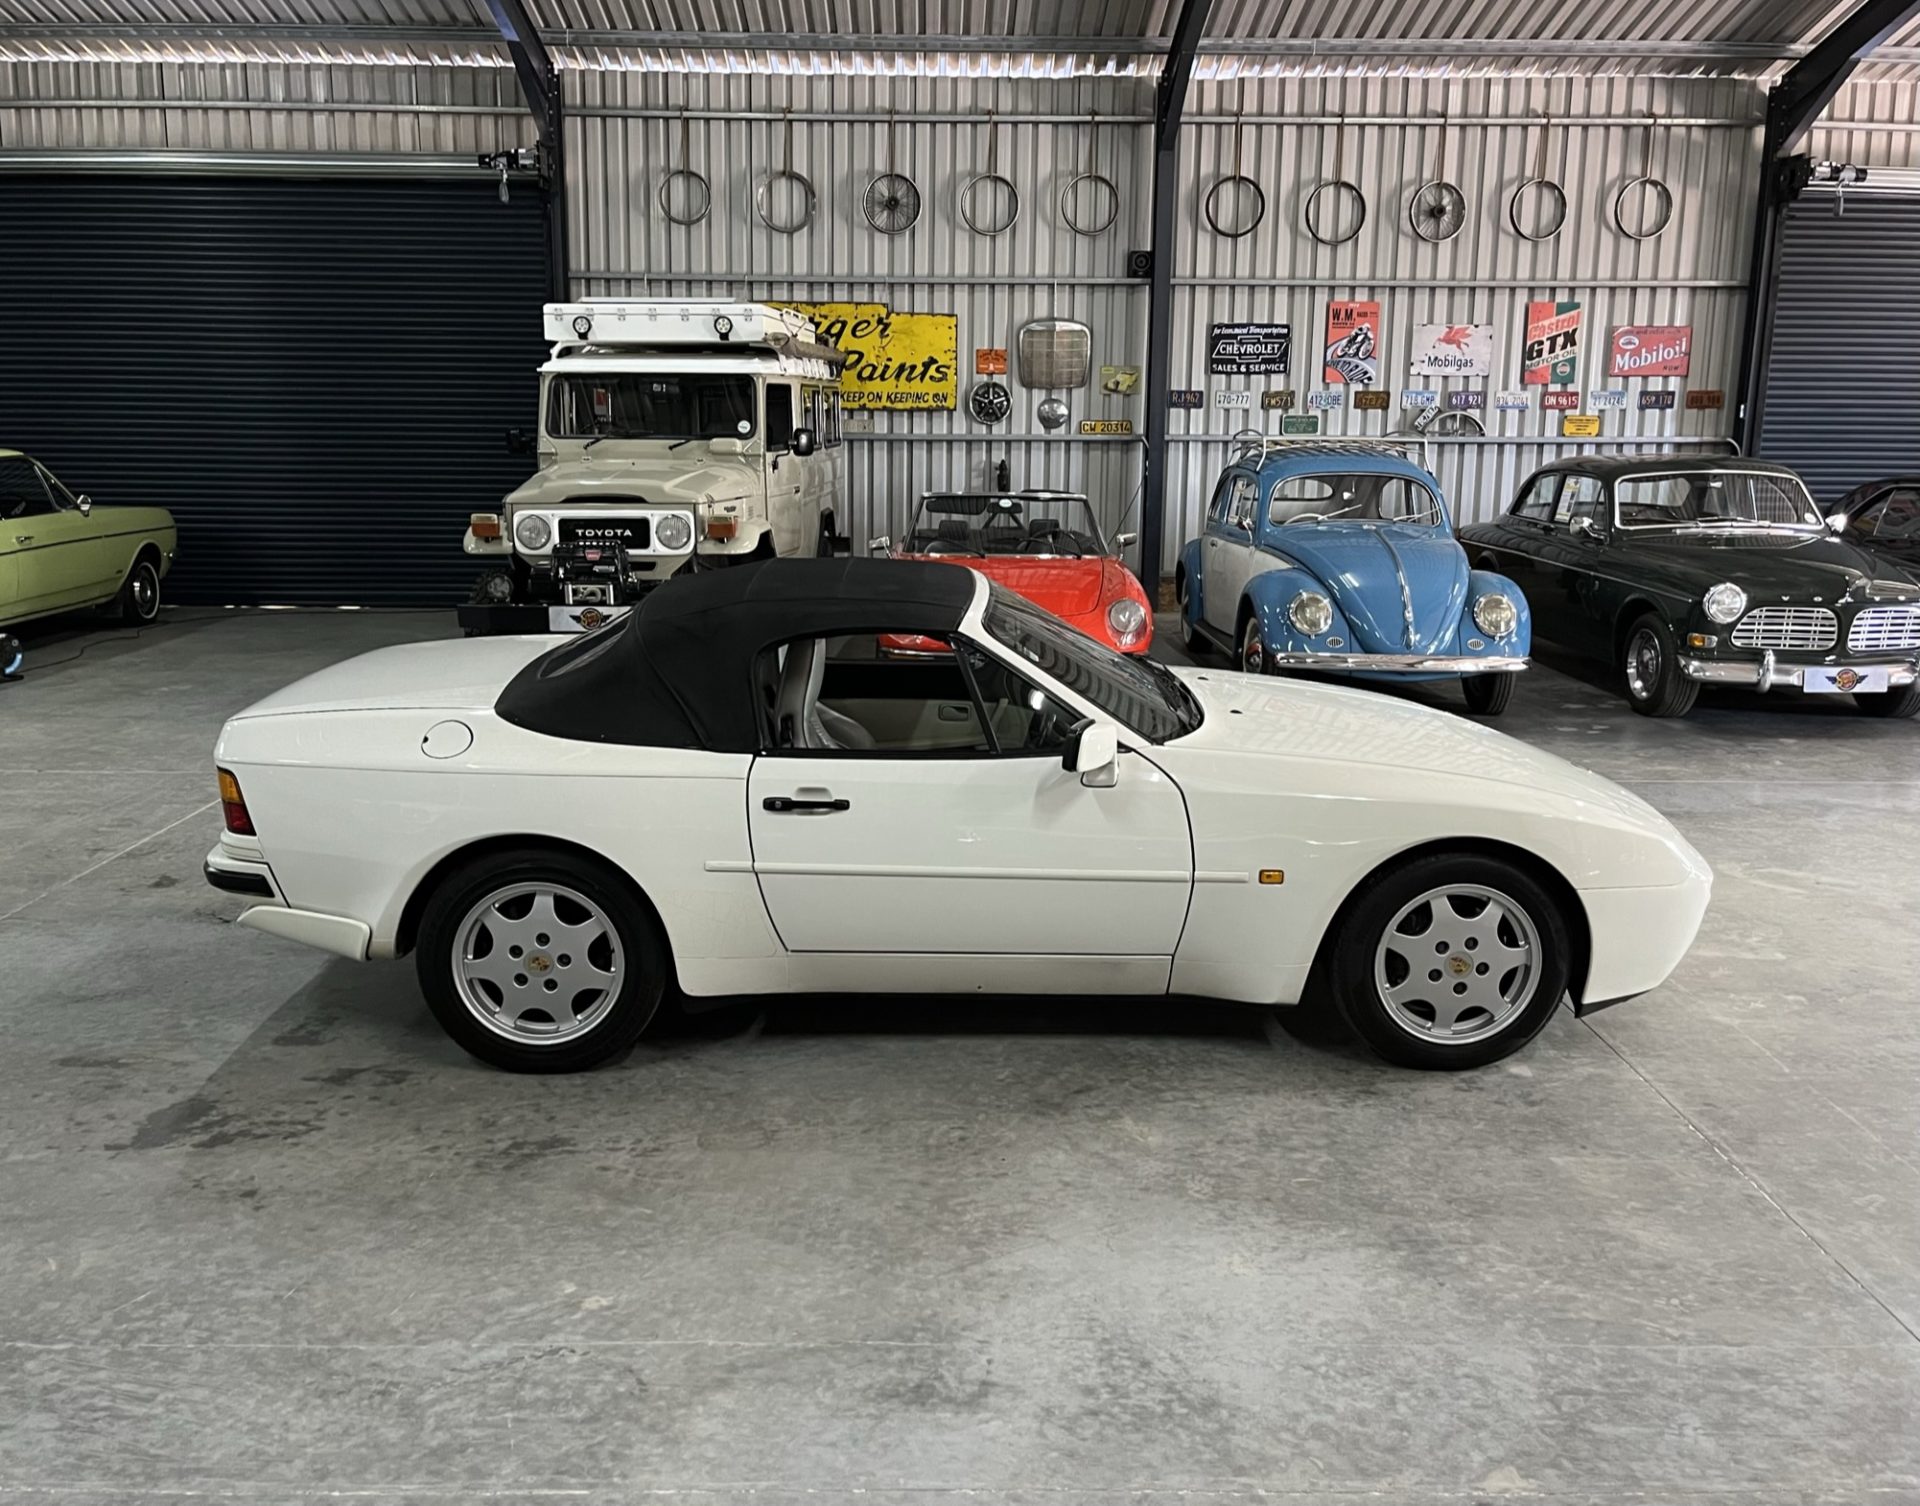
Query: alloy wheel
1372,883,1542,1045
452,882,625,1043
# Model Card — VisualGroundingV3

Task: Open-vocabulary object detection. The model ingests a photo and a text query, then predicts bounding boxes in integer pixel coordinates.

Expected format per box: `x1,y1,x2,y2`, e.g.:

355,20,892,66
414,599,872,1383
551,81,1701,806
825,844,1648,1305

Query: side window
1207,472,1238,527
1861,488,1920,540
765,383,796,452
1844,497,1886,541
1556,475,1606,527
1228,477,1258,532
1511,474,1561,523
827,392,843,447
758,634,1078,756
0,457,53,522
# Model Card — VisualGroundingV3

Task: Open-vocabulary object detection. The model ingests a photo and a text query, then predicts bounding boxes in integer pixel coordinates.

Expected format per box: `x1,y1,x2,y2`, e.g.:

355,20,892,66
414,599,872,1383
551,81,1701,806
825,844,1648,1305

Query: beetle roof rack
1228,429,1430,468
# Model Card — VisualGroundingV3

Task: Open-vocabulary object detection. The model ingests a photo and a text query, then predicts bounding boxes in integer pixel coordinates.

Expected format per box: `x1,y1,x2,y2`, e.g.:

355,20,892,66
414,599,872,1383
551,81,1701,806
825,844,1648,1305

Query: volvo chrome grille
1847,605,1920,654
1730,607,1837,651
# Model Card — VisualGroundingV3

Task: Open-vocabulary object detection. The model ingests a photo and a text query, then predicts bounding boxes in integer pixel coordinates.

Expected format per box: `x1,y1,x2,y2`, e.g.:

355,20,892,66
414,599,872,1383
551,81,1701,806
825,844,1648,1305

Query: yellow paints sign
776,302,958,411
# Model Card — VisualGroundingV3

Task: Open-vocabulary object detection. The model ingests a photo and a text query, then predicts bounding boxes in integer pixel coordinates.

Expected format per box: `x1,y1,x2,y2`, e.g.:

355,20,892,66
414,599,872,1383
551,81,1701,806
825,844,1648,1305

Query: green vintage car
0,450,177,630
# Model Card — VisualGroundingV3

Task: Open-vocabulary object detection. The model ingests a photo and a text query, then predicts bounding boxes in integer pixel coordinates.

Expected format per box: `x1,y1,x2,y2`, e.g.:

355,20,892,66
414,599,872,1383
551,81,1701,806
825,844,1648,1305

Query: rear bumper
205,842,369,960
1680,650,1919,690
1266,652,1527,675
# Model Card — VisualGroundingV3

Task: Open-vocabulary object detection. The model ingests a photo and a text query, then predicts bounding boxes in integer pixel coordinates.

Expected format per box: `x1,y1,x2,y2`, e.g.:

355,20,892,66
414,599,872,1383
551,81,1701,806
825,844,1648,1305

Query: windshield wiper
1139,656,1203,730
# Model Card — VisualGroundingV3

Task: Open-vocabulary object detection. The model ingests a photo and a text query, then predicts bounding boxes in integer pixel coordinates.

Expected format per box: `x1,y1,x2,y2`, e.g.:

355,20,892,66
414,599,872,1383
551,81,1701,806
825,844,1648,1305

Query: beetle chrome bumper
1680,651,1920,689
1265,653,1528,674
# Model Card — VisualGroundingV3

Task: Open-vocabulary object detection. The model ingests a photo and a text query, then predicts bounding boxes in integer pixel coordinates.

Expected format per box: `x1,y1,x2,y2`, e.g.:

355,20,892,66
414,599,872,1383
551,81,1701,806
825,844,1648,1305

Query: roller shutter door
1757,193,1920,504
0,173,547,604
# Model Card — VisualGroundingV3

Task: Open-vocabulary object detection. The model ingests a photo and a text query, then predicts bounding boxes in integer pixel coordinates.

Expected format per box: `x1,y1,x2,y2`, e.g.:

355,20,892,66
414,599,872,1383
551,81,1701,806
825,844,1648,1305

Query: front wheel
1856,681,1920,718
1461,672,1514,716
817,509,838,558
1622,613,1699,718
1325,853,1571,1070
1239,613,1273,675
118,557,161,624
415,850,668,1073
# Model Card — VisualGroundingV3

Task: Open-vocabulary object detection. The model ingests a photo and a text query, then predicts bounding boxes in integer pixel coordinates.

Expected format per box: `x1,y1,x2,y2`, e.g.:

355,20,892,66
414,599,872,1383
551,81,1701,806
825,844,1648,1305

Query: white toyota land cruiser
460,299,850,634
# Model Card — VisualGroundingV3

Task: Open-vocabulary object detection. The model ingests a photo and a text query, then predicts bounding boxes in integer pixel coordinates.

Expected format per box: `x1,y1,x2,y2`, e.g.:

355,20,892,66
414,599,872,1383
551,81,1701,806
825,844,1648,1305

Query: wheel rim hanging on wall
863,115,921,235
1509,115,1568,242
1205,113,1265,238
1613,117,1674,241
969,381,1012,424
1304,117,1366,246
1060,110,1119,236
1408,114,1466,243
756,111,816,235
657,112,711,226
961,113,1020,237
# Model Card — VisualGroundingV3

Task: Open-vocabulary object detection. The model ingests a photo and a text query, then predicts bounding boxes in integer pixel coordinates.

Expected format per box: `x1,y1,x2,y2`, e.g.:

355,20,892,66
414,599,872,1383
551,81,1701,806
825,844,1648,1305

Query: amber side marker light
706,518,739,541
469,513,503,540
1259,869,1285,885
217,768,255,835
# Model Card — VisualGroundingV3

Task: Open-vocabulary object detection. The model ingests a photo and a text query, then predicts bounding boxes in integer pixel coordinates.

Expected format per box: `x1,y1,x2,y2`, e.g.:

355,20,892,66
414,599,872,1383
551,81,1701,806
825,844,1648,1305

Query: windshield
1615,472,1823,530
1268,472,1444,528
981,584,1199,742
547,373,756,442
907,493,1109,557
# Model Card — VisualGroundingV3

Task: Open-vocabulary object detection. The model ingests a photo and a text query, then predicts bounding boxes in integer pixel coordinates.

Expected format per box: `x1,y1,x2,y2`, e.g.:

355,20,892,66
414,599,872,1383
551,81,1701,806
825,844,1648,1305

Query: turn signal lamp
217,768,255,836
469,512,503,540
706,517,739,541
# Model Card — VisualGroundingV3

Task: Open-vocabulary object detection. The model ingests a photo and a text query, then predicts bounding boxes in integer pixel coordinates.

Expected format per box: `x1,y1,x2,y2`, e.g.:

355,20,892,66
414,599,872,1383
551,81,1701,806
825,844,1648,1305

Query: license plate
1803,665,1890,694
547,605,631,634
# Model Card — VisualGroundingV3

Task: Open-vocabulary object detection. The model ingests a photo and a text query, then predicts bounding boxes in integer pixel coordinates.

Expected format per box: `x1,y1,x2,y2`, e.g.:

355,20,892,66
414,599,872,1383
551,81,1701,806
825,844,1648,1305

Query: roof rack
1227,428,1431,469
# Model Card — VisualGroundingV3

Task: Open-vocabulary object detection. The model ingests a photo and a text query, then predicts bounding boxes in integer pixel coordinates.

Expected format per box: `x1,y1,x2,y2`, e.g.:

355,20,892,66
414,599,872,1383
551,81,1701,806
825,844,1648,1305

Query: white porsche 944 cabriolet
206,558,1710,1073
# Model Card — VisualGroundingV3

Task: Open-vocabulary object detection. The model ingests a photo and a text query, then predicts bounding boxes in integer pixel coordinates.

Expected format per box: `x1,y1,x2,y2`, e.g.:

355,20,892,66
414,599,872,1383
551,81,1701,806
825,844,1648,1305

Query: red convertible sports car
874,490,1153,655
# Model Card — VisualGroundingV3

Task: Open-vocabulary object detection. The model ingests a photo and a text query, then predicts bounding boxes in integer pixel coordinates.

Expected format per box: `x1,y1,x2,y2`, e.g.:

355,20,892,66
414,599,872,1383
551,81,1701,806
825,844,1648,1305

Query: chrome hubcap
1625,628,1661,700
1242,624,1264,674
1373,883,1541,1045
132,566,157,618
452,882,623,1044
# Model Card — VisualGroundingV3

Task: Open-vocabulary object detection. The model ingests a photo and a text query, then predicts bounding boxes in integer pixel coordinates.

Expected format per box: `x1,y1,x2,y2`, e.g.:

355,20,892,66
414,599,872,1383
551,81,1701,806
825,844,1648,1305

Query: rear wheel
1461,672,1514,716
1856,681,1920,718
1175,567,1207,656
415,850,668,1073
117,556,161,624
1622,612,1698,718
1326,853,1571,1070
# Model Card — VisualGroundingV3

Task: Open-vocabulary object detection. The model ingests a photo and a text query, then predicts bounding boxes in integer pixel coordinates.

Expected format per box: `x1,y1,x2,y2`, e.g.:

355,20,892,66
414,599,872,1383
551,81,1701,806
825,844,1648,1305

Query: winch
553,540,636,606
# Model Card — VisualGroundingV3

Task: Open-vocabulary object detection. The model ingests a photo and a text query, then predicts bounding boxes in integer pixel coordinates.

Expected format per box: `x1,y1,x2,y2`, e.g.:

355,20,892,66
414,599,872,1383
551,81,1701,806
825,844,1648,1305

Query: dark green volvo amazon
1458,457,1920,719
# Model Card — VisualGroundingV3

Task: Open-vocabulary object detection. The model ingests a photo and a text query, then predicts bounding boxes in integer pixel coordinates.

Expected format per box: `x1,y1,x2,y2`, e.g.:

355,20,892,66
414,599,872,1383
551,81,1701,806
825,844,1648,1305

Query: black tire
1461,672,1515,716
1856,681,1920,718
117,556,161,625
414,849,669,1073
1239,611,1270,675
1621,612,1699,718
817,509,838,558
1174,567,1208,656
1324,852,1572,1071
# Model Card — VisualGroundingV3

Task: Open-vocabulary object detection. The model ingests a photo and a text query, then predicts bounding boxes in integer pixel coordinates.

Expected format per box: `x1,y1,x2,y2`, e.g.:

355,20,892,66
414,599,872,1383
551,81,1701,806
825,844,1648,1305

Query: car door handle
14,535,31,545
762,795,851,814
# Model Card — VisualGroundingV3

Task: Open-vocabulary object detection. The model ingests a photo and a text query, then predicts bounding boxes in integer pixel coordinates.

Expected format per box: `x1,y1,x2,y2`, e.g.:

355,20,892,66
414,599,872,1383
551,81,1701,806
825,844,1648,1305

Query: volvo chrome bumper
1266,653,1528,674
1680,651,1920,690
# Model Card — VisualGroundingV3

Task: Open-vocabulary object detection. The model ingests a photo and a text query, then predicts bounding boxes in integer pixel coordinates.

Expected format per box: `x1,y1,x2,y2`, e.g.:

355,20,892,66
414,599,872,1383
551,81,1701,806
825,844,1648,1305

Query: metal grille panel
1848,605,1920,653
1731,607,1837,650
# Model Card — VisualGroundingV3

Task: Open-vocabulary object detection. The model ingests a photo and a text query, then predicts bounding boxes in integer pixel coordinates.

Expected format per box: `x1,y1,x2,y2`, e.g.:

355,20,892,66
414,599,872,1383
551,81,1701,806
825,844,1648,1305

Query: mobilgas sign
1209,322,1292,376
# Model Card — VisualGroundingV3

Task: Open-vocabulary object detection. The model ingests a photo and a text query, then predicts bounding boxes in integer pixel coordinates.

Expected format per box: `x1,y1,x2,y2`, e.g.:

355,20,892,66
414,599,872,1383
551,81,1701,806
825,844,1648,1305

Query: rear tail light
217,768,255,835
469,512,503,540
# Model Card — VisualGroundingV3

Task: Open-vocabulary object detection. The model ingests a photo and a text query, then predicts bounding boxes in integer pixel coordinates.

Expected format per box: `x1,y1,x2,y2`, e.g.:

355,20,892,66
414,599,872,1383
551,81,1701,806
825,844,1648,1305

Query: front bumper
457,601,633,635
1680,650,1920,690
1266,652,1528,675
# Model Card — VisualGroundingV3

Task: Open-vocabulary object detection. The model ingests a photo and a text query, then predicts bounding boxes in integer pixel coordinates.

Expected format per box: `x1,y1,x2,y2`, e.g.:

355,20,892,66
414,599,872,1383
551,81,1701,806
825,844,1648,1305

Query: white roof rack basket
543,299,818,349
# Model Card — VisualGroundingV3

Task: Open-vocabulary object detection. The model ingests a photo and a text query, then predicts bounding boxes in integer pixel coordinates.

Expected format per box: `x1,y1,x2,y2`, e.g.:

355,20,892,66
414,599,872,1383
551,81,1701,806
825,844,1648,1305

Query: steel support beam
484,0,567,301
1138,0,1214,602
1735,0,1920,451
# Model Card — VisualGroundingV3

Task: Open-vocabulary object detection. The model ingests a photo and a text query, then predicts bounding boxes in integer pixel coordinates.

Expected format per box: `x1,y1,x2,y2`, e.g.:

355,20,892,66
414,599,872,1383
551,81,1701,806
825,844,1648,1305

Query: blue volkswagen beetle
1175,439,1531,714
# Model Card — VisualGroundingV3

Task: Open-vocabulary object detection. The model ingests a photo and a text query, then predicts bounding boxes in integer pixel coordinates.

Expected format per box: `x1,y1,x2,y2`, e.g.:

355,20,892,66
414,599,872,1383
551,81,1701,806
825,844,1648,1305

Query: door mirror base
1568,515,1603,541
1064,722,1120,787
76,494,92,516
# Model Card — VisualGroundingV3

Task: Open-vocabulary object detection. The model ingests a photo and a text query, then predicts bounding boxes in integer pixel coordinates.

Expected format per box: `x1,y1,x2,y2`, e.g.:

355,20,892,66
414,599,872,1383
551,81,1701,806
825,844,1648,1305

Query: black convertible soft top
494,557,979,751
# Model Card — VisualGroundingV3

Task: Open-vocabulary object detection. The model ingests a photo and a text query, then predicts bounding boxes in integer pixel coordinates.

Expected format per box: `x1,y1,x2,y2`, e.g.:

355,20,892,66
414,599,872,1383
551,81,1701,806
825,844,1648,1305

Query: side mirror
791,427,818,458
1113,530,1138,548
867,535,892,555
1826,511,1848,534
1064,722,1119,788
1569,515,1602,541
76,494,93,516
504,427,536,457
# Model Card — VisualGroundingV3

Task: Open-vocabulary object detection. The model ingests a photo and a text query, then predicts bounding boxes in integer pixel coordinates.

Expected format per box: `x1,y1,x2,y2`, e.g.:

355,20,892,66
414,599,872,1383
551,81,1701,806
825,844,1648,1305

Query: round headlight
1703,582,1747,625
1289,590,1334,637
1106,598,1148,645
513,513,552,552
1473,593,1519,639
654,512,693,552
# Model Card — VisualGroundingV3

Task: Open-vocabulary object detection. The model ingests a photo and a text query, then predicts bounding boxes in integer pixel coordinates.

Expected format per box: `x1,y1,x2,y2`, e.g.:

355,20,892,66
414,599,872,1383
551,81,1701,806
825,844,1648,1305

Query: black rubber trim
1572,990,1643,1018
203,861,273,898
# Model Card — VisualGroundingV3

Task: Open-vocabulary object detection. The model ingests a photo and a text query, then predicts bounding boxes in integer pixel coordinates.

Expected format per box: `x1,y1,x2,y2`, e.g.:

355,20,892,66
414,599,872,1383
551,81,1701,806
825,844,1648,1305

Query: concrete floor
3,606,1919,1506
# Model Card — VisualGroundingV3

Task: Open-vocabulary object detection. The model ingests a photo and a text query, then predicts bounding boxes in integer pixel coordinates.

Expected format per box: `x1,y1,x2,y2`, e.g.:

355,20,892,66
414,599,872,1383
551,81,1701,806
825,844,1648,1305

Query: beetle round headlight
513,513,552,552
654,513,693,551
1106,598,1148,645
1473,593,1519,639
1703,582,1747,625
1288,590,1334,637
